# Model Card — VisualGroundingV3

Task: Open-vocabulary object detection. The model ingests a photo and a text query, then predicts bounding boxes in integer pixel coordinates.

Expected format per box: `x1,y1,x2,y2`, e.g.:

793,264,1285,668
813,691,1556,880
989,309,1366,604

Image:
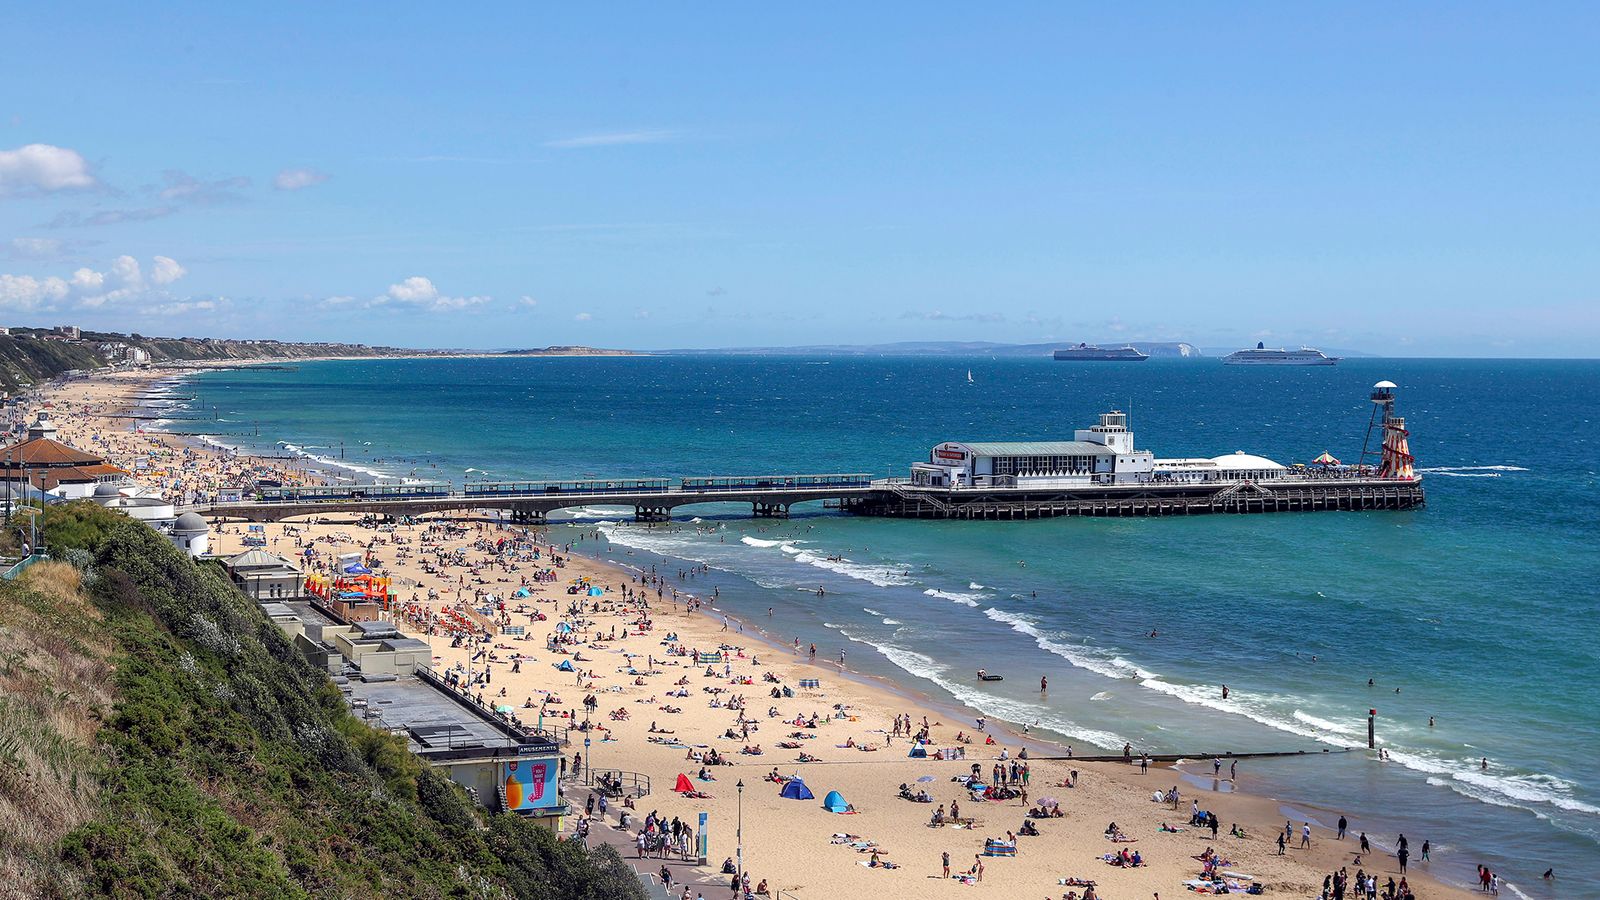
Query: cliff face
0,503,647,899
0,329,416,394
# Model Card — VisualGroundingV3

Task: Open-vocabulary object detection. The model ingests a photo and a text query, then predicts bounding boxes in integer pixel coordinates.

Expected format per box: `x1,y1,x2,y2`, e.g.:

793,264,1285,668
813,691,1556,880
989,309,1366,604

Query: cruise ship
1223,342,1339,366
1053,343,1149,362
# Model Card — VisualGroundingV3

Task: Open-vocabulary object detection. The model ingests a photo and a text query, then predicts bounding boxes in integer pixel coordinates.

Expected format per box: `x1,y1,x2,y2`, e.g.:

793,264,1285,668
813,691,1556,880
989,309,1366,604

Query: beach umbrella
1313,451,1341,466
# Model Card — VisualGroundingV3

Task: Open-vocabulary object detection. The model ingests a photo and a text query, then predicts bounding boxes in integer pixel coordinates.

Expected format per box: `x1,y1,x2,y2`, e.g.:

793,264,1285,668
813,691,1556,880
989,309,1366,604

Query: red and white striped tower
1367,381,1416,479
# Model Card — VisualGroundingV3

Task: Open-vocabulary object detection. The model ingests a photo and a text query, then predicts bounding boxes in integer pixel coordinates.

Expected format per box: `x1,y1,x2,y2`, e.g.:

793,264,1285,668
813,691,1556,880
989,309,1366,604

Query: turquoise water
168,356,1600,895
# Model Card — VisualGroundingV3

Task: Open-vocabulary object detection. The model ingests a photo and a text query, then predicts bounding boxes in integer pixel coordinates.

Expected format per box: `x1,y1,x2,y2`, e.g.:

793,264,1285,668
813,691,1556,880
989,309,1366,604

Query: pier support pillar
634,505,671,523
509,507,547,526
752,501,790,519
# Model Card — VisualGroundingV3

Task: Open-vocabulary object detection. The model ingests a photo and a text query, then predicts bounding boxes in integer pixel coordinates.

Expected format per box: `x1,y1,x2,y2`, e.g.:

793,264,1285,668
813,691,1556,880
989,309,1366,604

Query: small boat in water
976,669,1004,682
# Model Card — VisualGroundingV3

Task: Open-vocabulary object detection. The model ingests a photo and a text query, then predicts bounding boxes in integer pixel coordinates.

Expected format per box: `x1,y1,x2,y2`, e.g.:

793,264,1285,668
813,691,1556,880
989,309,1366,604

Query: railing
585,767,651,799
1,552,49,581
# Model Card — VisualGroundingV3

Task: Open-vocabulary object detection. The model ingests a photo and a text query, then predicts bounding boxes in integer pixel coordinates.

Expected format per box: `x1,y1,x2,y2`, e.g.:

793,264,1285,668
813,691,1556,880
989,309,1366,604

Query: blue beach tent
780,778,814,801
821,790,850,813
555,659,575,672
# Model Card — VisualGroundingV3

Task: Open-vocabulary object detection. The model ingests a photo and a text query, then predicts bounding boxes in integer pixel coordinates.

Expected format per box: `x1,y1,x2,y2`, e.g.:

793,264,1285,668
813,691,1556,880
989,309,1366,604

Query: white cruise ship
1223,342,1339,366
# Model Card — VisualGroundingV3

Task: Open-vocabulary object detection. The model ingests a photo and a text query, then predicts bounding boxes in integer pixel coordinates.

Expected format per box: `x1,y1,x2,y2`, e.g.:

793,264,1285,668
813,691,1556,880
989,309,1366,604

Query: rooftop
947,440,1117,457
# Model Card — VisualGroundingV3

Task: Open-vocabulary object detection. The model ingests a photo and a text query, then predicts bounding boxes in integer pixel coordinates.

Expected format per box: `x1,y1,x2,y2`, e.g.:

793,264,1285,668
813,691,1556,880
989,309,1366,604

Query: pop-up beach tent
907,744,928,758
675,773,695,794
555,659,575,672
555,622,574,633
821,790,850,813
780,778,814,801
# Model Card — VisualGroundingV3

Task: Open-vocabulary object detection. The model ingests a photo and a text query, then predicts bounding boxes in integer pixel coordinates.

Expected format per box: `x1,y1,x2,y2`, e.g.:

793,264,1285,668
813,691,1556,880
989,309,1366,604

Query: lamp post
584,734,592,785
736,779,745,891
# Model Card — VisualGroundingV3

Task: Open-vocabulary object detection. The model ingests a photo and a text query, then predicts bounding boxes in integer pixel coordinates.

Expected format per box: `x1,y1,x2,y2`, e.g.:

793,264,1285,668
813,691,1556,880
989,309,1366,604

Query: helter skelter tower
1358,380,1416,479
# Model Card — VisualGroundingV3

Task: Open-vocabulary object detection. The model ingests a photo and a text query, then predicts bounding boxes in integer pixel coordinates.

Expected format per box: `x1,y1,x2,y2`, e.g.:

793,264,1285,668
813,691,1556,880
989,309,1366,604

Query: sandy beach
25,365,1478,900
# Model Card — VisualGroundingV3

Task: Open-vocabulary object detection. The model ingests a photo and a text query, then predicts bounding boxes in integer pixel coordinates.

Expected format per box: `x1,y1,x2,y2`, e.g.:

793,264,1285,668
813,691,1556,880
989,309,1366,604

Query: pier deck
185,474,1422,523
843,477,1424,519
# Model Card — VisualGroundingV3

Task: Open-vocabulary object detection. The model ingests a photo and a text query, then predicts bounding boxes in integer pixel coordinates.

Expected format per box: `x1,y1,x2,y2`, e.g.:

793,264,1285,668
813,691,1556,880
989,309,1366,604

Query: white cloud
0,274,70,310
543,130,679,149
0,144,97,196
370,275,488,313
386,276,438,303
5,237,65,260
156,170,249,204
150,255,186,285
274,167,329,191
69,267,105,292
0,253,187,311
574,312,593,321
518,295,538,307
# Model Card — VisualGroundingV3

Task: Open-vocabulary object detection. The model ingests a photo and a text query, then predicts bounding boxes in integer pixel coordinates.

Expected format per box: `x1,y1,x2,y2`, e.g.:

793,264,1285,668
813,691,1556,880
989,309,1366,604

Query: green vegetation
0,330,413,394
0,503,645,899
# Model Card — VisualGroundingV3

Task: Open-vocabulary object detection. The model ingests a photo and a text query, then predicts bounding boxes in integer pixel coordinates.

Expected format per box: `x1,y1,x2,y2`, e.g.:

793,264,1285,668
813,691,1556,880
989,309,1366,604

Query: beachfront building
223,549,305,601
0,414,129,499
93,481,177,523
910,411,1155,488
909,410,1285,488
257,600,567,828
170,511,210,557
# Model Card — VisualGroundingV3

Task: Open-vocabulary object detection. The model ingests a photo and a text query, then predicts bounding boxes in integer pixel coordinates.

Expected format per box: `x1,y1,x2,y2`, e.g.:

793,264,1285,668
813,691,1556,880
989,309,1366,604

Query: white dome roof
1211,451,1285,470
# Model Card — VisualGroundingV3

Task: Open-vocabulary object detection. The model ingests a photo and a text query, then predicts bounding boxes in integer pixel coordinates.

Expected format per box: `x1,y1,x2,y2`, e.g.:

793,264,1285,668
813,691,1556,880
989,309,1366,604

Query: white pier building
909,410,1285,489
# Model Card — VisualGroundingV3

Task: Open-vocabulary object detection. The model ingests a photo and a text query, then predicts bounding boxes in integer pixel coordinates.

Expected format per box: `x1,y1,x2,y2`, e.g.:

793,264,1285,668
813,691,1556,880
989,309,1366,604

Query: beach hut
780,778,814,801
821,790,851,813
555,659,575,672
674,773,696,794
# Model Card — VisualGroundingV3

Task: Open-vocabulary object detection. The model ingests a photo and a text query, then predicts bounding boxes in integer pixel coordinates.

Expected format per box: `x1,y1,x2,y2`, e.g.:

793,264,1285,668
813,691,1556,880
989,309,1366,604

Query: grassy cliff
0,329,417,394
0,504,644,899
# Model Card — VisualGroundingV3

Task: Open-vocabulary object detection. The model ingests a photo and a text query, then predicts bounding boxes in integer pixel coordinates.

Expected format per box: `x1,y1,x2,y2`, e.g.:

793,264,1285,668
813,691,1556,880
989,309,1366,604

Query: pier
184,383,1423,524
845,476,1425,519
186,470,1422,523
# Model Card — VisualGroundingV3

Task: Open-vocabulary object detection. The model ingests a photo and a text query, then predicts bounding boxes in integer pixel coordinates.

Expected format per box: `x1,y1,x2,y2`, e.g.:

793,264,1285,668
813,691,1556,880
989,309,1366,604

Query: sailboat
966,370,974,385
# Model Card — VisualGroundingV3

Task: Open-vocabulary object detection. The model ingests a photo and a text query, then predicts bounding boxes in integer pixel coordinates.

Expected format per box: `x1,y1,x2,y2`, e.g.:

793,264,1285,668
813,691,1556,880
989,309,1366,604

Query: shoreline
30,362,1480,899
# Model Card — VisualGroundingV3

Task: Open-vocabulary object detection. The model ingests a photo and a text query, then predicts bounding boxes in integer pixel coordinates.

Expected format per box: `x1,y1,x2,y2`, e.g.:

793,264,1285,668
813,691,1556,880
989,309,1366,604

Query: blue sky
2,4,1597,355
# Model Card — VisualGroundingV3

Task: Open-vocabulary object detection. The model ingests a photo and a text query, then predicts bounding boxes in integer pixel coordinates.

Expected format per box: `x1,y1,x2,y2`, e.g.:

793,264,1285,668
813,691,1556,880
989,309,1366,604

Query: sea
157,355,1599,896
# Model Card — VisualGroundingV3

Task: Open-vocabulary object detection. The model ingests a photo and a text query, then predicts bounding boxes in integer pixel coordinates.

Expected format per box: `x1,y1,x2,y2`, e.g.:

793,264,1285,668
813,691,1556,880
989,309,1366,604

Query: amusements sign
502,758,558,811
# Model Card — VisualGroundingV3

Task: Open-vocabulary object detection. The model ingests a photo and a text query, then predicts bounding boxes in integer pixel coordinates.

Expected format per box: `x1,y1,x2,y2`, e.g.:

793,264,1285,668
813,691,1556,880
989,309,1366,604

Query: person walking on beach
942,851,950,877
1301,822,1312,849
1140,753,1149,775
1277,831,1286,855
1337,815,1347,839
